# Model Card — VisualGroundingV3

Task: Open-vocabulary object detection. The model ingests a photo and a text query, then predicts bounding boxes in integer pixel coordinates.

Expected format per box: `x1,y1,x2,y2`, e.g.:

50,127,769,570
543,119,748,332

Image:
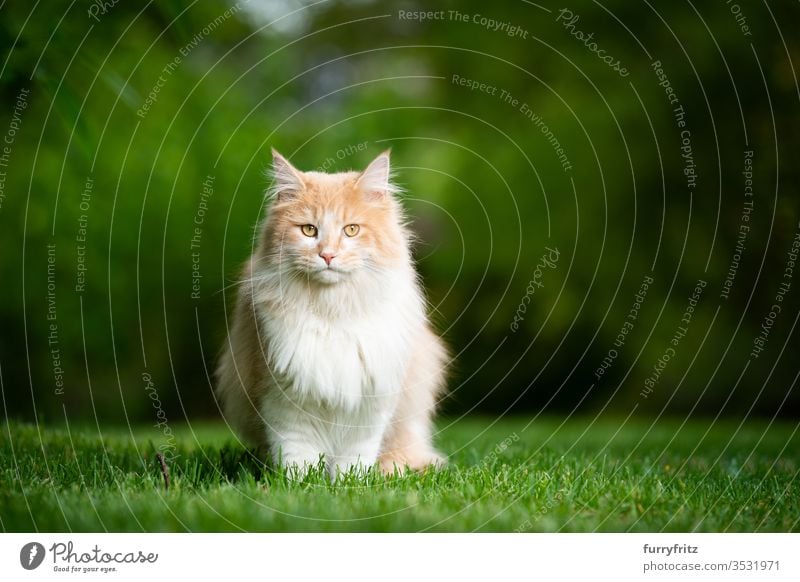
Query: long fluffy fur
216,150,448,478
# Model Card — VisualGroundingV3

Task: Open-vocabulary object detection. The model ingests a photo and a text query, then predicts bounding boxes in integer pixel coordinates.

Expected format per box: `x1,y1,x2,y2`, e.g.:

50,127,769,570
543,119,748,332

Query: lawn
1,416,797,532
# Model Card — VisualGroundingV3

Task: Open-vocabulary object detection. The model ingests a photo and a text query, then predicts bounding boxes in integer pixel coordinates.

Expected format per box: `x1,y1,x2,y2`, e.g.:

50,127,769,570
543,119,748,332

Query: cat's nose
319,251,336,266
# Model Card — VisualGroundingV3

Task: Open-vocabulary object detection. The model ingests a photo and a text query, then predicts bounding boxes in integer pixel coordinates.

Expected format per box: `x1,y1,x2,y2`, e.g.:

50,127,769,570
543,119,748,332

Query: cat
215,149,448,479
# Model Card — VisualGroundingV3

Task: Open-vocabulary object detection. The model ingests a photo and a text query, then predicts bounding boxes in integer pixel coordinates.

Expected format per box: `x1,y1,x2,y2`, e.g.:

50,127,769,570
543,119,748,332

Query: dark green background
1,1,798,426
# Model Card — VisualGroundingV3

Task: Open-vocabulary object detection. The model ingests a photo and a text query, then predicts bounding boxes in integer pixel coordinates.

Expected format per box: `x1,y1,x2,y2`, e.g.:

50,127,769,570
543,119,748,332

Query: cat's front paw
379,451,445,475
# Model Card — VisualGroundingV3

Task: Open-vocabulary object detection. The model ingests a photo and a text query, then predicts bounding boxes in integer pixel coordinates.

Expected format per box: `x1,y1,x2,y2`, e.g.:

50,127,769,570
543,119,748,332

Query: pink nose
319,251,336,266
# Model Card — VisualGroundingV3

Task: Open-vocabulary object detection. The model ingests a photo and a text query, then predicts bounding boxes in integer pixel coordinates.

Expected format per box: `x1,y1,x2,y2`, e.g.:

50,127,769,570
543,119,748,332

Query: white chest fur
258,279,419,412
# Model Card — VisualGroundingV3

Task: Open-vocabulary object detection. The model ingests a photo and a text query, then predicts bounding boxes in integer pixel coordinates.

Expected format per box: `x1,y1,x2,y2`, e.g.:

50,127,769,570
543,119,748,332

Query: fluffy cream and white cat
216,149,448,478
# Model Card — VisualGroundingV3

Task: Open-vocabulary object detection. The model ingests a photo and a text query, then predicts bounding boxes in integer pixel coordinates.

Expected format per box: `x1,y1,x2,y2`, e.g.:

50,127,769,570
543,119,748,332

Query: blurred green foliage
1,1,798,423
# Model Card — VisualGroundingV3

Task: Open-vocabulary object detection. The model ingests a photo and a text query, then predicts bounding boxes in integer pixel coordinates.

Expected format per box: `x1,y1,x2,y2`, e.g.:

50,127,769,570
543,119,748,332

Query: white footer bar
1,533,796,581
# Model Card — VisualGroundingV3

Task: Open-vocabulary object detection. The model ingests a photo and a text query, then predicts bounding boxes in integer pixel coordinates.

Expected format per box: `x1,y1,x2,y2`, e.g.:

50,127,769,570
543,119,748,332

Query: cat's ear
356,150,399,199
268,148,305,201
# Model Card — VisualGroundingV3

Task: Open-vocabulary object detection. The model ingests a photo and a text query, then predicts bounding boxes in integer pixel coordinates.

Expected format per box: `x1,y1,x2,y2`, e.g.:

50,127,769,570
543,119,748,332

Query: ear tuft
267,149,305,201
356,150,401,199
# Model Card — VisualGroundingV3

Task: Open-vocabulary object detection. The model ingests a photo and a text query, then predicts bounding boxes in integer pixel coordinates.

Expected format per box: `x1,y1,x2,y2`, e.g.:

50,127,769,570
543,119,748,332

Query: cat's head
261,149,409,285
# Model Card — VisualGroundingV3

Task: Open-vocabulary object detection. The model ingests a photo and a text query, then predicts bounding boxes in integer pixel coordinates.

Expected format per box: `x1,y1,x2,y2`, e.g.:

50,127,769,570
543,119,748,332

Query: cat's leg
378,418,444,474
329,425,386,479
269,438,325,479
379,327,448,474
264,403,327,478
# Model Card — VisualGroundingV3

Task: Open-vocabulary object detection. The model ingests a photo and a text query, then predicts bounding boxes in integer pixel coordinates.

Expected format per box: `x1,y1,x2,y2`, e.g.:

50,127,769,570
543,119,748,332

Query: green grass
1,417,798,532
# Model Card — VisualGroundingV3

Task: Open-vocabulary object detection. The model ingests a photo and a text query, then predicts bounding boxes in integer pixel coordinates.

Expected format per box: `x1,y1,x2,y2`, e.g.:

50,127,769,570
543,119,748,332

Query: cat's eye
300,224,317,237
343,224,360,237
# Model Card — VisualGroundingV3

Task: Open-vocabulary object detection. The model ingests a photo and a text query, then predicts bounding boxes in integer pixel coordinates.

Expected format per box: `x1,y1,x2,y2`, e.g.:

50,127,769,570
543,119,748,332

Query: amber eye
343,224,360,237
300,224,317,237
